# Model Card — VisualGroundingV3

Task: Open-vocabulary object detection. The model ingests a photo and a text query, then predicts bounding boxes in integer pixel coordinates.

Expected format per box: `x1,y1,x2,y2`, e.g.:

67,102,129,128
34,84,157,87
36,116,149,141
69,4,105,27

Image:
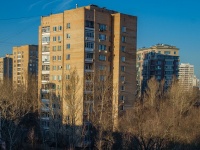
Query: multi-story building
0,54,13,82
137,44,179,94
38,4,137,130
13,45,38,86
179,63,194,91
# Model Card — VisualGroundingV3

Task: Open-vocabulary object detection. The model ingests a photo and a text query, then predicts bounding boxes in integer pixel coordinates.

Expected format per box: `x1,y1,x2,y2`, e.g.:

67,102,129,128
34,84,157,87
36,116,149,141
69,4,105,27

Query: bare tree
0,77,39,150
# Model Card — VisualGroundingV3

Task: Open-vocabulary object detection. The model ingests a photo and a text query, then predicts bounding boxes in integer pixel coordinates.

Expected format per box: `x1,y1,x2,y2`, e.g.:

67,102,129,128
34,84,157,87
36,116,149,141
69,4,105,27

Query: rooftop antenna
76,4,78,8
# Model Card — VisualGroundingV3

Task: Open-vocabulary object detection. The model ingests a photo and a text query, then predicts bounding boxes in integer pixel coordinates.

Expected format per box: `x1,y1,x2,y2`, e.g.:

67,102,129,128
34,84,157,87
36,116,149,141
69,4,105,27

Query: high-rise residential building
12,45,38,86
179,63,194,91
38,4,137,130
0,54,13,82
192,75,199,88
137,44,179,94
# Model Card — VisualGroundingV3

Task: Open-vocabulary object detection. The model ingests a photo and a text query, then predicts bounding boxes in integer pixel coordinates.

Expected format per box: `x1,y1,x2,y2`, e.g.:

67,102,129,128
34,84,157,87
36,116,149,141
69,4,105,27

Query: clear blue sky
0,0,200,78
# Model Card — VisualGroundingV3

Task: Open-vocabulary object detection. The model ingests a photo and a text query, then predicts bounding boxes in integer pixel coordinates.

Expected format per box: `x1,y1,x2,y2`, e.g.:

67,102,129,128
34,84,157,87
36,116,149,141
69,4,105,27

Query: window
52,46,56,51
52,75,57,80
121,86,125,91
52,66,56,70
52,56,56,61
53,26,57,32
120,95,125,100
58,26,62,31
121,46,125,52
66,44,70,49
121,56,125,62
58,36,62,42
100,75,105,81
66,74,70,80
174,51,176,54
57,65,62,70
99,65,105,70
57,56,62,61
66,64,70,70
99,34,106,40
99,24,107,31
99,55,106,61
121,76,125,81
66,23,70,29
66,54,70,60
99,45,106,51
86,31,94,38
53,36,56,42
66,33,70,39
42,36,50,43
57,46,62,51
121,66,125,72
57,75,62,81
85,42,94,49
120,105,124,111
122,36,126,42
122,26,126,32
85,20,94,28
164,51,170,55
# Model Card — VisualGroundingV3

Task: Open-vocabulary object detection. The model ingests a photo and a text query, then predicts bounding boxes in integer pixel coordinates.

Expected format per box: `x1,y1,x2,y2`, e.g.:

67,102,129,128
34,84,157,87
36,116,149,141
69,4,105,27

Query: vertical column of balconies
41,26,50,130
83,21,95,122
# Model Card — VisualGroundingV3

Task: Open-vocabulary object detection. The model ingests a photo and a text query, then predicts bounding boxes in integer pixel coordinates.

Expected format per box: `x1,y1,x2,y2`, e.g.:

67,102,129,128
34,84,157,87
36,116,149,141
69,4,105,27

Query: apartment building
13,45,38,86
0,54,13,82
137,44,179,94
38,4,137,130
179,63,194,91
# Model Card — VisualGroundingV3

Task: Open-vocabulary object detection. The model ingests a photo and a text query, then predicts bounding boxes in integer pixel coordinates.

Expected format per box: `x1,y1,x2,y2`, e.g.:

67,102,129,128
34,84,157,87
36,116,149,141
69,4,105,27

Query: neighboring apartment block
13,45,38,86
137,44,179,94
0,54,13,82
38,4,137,130
179,63,194,91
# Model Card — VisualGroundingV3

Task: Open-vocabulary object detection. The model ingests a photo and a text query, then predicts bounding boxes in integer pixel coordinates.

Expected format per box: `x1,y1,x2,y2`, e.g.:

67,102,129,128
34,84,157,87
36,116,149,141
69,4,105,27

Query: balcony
85,37,94,41
84,90,93,94
41,89,50,93
41,99,49,103
42,60,50,64
85,47,94,53
42,70,50,74
85,58,94,63
85,69,94,72
41,117,50,120
41,107,50,112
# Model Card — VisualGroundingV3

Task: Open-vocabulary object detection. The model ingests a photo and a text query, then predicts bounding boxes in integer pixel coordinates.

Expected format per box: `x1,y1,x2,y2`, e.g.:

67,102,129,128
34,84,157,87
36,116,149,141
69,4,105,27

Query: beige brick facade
39,5,137,129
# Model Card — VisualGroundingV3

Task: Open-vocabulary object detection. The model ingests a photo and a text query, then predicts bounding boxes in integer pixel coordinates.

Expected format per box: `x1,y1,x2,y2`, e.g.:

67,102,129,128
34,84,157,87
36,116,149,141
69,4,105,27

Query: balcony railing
85,58,93,63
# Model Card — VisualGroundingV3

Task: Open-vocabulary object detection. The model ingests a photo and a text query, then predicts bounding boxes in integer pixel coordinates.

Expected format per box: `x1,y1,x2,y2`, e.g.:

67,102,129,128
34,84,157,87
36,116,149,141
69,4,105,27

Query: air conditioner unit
85,37,88,40
122,81,125,84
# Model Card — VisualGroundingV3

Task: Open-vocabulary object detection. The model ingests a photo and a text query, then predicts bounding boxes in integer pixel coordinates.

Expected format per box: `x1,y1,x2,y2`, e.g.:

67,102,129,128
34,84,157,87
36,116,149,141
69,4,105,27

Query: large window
66,64,70,70
99,24,107,31
66,44,70,49
99,55,106,61
85,42,94,49
53,26,57,32
122,36,126,42
121,66,125,72
52,46,56,51
66,54,70,60
66,23,70,29
53,36,56,42
99,45,106,51
85,20,94,28
66,33,70,39
122,26,126,32
57,56,62,61
121,56,125,62
99,34,106,41
86,31,94,38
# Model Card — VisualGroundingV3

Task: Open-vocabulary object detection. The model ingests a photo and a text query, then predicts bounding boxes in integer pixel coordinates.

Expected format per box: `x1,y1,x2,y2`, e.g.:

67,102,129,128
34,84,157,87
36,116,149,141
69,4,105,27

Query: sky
0,0,200,78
